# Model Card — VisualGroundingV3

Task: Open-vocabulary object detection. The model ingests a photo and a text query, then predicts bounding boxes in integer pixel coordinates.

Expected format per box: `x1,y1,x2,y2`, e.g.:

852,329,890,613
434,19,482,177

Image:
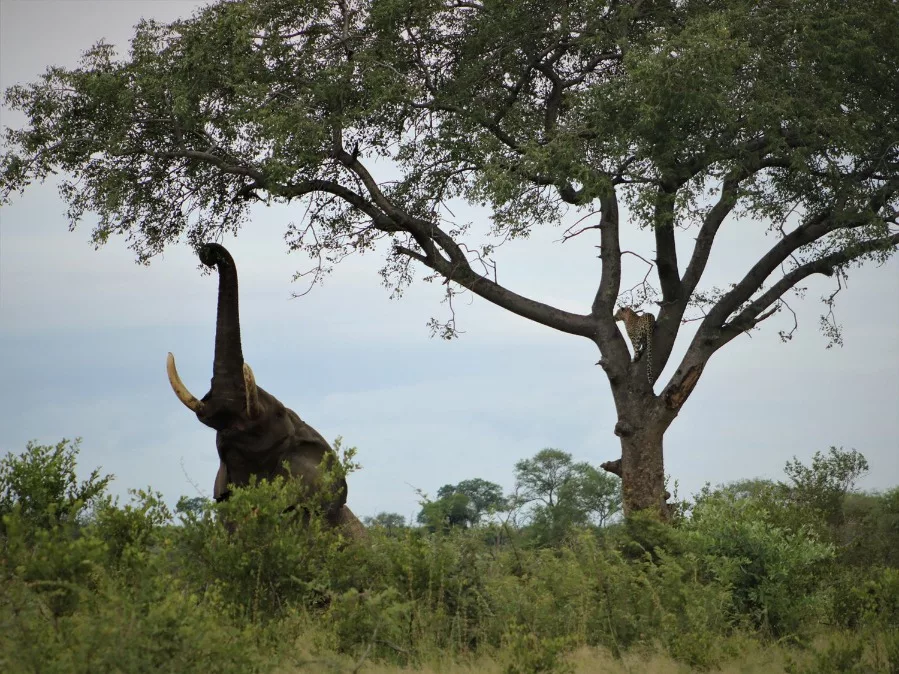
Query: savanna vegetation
2,439,897,673
2,1,897,670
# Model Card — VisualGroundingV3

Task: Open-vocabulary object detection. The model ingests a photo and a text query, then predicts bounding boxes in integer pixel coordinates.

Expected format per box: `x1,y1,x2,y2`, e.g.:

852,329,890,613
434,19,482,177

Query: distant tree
783,447,869,525
175,495,211,518
560,463,622,527
437,478,507,524
514,449,576,510
514,448,621,542
363,511,407,533
417,492,475,532
3,0,897,517
716,478,780,502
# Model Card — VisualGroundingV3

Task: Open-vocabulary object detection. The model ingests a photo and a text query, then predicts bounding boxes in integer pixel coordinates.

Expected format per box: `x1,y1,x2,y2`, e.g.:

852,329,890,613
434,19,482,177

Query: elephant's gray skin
167,243,365,539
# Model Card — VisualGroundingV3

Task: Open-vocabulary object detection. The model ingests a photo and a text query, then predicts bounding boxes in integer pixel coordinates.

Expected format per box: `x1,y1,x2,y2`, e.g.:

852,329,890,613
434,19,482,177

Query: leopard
614,307,657,384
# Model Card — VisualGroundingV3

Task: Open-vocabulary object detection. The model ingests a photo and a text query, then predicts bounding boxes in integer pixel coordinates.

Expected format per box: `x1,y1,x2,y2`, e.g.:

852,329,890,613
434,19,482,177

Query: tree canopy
3,0,895,332
437,478,506,522
513,448,622,538
417,477,506,530
362,511,407,532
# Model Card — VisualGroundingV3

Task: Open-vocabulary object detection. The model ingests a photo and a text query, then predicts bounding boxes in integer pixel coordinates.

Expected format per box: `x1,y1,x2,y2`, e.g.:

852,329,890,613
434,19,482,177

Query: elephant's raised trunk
199,243,245,394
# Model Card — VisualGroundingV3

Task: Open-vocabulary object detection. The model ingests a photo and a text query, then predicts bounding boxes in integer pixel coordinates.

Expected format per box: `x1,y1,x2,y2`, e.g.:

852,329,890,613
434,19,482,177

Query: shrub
1,438,894,672
502,623,574,674
174,474,351,621
686,488,834,637
830,566,899,630
0,438,111,533
0,570,269,674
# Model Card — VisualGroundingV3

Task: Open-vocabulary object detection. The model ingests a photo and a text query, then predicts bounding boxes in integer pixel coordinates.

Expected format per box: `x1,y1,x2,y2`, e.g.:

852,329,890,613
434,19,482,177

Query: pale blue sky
1,1,897,521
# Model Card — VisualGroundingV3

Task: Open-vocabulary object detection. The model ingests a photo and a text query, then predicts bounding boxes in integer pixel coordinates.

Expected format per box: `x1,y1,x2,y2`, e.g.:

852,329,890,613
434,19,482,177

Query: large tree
2,0,897,517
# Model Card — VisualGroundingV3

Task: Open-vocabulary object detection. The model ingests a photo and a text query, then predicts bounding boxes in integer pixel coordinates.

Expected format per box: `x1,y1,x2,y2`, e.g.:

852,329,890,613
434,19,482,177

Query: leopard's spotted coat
614,307,656,383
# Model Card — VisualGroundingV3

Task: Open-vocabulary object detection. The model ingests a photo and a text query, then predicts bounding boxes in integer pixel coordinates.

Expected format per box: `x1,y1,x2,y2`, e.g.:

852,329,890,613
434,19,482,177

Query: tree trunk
602,385,674,519
618,424,668,517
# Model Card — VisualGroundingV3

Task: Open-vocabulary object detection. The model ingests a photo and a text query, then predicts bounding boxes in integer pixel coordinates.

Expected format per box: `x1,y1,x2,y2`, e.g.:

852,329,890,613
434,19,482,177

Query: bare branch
721,231,899,344
617,250,657,308
703,181,898,333
679,175,743,298
778,298,799,342
558,209,602,243
819,273,846,349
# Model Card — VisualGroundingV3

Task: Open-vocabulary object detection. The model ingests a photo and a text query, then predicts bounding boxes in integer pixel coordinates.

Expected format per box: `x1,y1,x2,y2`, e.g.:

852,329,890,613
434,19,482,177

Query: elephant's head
166,243,361,536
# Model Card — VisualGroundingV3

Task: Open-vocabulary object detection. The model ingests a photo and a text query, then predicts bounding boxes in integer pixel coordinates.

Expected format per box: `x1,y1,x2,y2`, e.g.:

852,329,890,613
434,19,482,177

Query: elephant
166,242,365,539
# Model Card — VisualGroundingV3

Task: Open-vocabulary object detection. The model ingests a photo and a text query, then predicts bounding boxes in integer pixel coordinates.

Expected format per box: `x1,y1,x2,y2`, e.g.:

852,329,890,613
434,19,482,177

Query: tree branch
589,188,632,373
652,174,743,376
326,146,599,337
718,231,899,346
147,148,265,183
653,185,680,302
702,181,898,334
591,189,622,316
659,185,897,414
679,175,742,298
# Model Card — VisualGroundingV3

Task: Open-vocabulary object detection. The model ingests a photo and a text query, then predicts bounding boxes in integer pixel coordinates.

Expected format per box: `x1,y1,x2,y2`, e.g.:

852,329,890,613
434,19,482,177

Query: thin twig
179,457,208,498
558,209,603,243
778,298,799,342
352,623,379,673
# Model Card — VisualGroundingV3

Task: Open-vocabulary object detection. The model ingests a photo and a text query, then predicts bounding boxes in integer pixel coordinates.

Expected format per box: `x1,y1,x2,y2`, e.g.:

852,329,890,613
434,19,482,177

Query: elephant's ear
213,462,231,502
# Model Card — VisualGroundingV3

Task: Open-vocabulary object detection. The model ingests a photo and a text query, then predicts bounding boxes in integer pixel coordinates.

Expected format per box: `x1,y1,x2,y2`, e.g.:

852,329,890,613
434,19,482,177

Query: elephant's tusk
243,362,262,419
166,353,205,413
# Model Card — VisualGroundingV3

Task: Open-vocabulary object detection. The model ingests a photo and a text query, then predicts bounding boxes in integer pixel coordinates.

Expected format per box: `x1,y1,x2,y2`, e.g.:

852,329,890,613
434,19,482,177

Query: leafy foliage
175,495,211,518
0,438,111,533
513,448,621,544
783,446,869,526
1,438,896,672
687,486,834,636
417,478,508,531
0,0,894,318
439,478,507,523
362,511,407,533
417,491,478,532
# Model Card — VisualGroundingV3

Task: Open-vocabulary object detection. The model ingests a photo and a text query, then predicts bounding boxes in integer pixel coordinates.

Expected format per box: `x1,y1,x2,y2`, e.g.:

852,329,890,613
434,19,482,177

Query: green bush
685,488,834,637
839,489,899,568
830,566,899,629
1,439,896,672
1,440,113,617
0,570,269,674
502,623,574,674
174,474,355,621
0,438,111,533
